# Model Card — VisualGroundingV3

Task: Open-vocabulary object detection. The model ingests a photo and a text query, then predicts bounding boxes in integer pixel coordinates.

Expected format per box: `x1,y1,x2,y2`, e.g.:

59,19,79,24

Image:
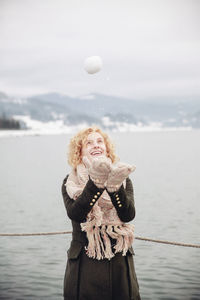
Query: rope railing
0,231,200,248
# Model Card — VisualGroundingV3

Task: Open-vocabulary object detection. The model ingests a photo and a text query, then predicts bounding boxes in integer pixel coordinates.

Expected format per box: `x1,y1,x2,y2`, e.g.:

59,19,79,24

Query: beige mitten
82,156,111,188
106,162,136,192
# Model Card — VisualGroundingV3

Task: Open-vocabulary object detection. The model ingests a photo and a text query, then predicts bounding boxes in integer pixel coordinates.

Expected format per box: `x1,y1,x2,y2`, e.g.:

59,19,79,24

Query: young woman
61,126,141,300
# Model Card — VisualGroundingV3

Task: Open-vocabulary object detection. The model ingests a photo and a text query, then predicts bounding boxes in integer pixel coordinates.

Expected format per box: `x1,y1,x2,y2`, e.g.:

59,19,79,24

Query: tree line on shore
0,114,20,129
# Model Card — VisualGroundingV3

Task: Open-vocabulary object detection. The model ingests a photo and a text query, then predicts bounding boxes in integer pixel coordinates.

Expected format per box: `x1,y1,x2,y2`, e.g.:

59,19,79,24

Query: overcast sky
0,0,200,100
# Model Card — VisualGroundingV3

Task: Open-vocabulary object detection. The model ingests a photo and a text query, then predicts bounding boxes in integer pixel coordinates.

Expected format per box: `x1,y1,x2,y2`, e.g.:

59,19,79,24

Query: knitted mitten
82,156,111,188
106,162,136,192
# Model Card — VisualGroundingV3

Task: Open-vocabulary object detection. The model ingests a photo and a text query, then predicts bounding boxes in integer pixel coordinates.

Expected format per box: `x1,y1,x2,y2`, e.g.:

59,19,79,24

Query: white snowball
84,56,102,74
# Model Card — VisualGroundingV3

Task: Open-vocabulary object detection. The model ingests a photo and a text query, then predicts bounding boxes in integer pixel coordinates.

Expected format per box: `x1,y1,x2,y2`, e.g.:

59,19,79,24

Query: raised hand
106,162,136,192
82,156,112,188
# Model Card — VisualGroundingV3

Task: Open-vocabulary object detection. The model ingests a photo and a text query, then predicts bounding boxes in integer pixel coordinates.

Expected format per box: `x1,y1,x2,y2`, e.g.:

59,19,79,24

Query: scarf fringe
81,222,134,260
101,225,115,260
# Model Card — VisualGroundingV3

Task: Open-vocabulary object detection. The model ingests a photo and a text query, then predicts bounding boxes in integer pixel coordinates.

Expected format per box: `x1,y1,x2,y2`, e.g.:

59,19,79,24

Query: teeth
91,151,101,155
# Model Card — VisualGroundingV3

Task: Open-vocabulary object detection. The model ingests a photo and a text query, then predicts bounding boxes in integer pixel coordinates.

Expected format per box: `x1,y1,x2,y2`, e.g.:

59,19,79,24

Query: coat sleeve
61,175,105,223
106,177,136,222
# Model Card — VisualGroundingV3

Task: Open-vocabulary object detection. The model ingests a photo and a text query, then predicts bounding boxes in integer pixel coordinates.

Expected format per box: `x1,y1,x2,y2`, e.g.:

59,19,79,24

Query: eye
98,139,103,143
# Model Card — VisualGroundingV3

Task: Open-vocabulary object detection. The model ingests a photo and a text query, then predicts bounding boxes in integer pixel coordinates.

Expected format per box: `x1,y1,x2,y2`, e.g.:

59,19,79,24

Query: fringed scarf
65,163,134,260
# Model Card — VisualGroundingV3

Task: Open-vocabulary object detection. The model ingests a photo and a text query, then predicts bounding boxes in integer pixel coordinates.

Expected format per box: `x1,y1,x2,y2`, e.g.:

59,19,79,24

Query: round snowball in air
84,56,102,74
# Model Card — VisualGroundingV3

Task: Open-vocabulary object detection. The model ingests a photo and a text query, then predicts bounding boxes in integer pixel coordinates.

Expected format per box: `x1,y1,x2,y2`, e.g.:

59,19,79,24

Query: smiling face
81,132,107,163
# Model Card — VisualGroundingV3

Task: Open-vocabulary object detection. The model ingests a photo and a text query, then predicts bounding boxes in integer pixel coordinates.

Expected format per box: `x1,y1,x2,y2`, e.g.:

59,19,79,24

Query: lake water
0,131,200,300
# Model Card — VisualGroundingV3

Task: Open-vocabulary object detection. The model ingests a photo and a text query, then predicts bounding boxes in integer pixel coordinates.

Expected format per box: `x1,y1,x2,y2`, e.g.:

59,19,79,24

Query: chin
90,154,105,160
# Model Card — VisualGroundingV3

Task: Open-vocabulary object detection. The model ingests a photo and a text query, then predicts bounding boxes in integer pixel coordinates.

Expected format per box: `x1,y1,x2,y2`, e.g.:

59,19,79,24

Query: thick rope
134,236,200,248
0,231,199,248
0,231,72,237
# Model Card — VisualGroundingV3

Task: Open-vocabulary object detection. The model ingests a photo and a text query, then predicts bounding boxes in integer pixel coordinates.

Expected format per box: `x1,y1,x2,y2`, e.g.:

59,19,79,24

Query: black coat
62,176,141,300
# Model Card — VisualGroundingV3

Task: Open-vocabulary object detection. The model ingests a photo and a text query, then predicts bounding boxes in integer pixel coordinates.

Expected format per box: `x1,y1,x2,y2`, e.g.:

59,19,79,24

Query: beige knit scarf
65,163,134,260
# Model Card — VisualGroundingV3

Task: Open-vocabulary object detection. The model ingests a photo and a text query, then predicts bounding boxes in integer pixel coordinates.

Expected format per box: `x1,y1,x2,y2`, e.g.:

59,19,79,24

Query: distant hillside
0,91,200,130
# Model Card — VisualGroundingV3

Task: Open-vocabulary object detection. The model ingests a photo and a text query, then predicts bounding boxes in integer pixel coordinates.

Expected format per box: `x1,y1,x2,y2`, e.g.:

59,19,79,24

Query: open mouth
90,150,103,156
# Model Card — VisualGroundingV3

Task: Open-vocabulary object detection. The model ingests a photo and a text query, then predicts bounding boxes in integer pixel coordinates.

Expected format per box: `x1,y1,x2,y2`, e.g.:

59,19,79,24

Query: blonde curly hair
68,126,117,169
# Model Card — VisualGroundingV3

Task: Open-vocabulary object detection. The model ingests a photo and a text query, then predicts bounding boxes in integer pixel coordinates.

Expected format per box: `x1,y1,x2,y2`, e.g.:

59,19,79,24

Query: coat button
117,201,121,204
118,204,122,207
92,199,96,202
90,202,93,206
94,195,98,199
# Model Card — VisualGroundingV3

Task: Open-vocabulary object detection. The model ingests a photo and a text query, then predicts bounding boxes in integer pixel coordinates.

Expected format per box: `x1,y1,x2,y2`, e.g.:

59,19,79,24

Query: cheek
81,146,90,158
103,144,107,151
101,144,107,155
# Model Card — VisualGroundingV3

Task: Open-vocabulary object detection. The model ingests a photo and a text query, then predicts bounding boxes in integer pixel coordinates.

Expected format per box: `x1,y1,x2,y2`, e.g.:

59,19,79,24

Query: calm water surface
0,131,200,300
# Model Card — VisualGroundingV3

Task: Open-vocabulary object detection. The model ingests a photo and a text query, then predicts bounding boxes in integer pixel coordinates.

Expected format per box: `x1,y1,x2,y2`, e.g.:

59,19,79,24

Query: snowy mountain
0,91,200,133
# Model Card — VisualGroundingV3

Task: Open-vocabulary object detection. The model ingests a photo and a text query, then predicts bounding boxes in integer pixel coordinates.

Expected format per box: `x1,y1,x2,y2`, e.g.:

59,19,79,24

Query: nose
93,141,99,148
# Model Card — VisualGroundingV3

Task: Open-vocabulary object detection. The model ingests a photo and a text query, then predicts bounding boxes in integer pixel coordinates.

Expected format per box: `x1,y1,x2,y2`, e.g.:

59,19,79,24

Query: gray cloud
0,0,200,99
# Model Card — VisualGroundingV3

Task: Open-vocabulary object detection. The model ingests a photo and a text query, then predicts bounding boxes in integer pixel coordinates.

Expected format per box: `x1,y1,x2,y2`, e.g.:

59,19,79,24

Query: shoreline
0,126,198,138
